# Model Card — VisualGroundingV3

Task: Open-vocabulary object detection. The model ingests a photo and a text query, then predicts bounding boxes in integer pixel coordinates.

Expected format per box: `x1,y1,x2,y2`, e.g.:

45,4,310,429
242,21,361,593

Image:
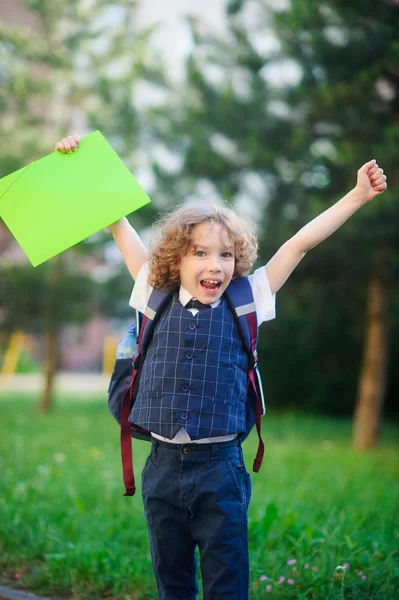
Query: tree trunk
353,249,390,450
40,322,58,413
39,256,61,413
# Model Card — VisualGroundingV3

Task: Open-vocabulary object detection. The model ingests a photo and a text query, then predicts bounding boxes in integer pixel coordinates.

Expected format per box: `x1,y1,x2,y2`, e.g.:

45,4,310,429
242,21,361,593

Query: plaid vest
129,293,248,440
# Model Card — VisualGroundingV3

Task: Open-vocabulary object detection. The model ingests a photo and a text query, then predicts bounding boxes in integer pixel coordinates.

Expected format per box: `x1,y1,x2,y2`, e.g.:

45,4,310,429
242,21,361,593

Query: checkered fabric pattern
129,294,248,440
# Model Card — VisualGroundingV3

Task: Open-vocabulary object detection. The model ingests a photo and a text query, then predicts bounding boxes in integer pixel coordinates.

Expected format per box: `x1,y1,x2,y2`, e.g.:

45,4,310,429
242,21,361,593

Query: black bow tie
186,299,211,310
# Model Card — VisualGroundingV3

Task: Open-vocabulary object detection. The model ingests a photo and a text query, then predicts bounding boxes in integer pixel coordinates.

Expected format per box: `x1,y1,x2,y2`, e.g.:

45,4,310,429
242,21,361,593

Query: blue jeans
141,438,252,600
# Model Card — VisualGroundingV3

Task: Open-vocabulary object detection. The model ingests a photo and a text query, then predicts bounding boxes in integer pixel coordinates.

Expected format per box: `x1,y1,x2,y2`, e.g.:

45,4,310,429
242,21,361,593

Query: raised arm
107,217,148,281
55,135,148,281
265,160,387,296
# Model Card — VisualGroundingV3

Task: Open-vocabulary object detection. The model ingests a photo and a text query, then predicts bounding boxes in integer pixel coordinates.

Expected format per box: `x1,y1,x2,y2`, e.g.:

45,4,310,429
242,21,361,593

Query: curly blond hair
148,202,258,289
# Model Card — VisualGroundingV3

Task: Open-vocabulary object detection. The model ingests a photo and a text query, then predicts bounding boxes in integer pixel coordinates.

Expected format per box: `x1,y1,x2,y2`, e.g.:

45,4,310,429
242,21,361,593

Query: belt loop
152,438,159,458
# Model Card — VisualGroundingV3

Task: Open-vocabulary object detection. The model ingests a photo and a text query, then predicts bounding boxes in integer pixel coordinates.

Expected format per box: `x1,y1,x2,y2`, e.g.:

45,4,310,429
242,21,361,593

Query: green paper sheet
0,131,151,266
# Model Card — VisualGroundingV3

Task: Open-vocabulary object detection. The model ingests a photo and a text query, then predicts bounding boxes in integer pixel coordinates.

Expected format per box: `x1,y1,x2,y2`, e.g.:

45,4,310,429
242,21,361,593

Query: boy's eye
195,251,205,257
222,252,233,258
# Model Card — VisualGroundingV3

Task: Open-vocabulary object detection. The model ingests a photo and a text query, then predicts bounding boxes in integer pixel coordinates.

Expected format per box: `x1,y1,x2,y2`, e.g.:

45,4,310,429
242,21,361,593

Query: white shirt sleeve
248,266,276,325
129,262,153,314
129,263,276,325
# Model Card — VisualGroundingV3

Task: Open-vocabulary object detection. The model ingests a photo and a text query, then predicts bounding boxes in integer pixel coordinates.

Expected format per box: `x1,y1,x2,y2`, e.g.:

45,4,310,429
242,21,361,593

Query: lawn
0,395,398,599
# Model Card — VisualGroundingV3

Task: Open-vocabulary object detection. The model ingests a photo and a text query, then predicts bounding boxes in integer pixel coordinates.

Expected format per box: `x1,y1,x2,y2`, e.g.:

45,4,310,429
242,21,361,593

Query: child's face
176,221,235,304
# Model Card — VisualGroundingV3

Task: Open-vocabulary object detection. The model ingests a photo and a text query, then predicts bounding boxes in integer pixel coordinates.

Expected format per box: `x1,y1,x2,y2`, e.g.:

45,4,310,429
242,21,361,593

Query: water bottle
116,324,137,359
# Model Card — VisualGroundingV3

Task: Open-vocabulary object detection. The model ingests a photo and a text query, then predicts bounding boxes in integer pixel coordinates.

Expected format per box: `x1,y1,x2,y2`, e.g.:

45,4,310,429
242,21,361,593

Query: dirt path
0,585,51,600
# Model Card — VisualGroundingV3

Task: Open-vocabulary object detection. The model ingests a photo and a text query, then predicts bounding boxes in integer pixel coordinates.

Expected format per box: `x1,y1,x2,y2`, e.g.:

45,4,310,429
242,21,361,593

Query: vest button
188,322,197,331
180,412,188,420
181,384,189,392
185,352,193,360
183,447,191,455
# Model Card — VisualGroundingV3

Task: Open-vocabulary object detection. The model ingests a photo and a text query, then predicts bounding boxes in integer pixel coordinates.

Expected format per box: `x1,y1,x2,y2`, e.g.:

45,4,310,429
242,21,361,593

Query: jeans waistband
151,437,240,459
152,438,239,450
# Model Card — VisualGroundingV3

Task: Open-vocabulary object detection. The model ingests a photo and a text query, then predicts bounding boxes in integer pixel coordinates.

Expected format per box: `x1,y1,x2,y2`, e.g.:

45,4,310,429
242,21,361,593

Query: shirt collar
179,286,221,308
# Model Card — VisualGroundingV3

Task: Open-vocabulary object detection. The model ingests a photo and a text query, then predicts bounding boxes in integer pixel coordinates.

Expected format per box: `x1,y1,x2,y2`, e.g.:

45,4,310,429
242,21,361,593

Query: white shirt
129,263,276,444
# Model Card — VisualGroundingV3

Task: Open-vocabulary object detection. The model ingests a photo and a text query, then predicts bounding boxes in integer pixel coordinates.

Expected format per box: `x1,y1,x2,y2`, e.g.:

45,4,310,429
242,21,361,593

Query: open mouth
200,279,222,292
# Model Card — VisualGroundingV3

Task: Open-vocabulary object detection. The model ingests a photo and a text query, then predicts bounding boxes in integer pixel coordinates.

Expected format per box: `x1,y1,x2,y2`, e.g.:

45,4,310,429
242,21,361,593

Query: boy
56,135,386,599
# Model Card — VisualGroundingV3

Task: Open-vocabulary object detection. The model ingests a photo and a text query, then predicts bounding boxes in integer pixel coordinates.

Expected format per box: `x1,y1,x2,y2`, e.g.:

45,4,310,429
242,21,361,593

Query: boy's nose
208,258,222,272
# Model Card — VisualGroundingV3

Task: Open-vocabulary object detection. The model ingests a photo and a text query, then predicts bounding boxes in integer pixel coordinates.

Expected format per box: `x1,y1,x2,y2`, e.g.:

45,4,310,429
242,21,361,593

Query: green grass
0,395,398,599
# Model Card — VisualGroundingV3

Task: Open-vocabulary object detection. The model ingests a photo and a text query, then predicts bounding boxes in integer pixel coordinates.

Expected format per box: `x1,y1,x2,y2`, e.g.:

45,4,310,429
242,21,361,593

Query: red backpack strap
120,370,138,496
120,314,148,496
245,311,265,473
224,278,265,473
119,287,177,497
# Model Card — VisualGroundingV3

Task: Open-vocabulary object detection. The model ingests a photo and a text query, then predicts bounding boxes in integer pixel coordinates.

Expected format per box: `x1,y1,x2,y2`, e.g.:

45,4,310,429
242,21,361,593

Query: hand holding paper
0,131,151,266
55,135,81,154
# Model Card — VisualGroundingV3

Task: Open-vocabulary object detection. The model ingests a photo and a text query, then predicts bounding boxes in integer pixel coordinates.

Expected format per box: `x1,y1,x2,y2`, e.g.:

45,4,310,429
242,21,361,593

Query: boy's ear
172,261,180,271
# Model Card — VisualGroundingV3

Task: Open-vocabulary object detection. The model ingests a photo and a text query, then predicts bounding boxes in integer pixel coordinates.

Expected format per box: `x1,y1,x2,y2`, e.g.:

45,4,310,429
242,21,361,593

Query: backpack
108,277,266,496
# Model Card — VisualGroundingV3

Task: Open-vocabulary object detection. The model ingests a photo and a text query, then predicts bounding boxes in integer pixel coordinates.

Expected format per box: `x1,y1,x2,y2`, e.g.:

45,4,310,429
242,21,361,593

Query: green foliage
0,397,398,599
0,0,163,339
0,261,99,334
147,0,399,416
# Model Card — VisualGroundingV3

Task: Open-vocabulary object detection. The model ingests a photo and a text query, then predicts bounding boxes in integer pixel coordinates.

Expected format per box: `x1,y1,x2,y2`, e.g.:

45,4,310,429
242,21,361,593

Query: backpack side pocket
108,357,134,424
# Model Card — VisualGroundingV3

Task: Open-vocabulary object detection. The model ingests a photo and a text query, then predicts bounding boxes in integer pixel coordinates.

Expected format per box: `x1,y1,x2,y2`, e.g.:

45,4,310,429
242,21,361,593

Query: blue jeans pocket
243,469,252,510
225,455,248,505
141,452,156,496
